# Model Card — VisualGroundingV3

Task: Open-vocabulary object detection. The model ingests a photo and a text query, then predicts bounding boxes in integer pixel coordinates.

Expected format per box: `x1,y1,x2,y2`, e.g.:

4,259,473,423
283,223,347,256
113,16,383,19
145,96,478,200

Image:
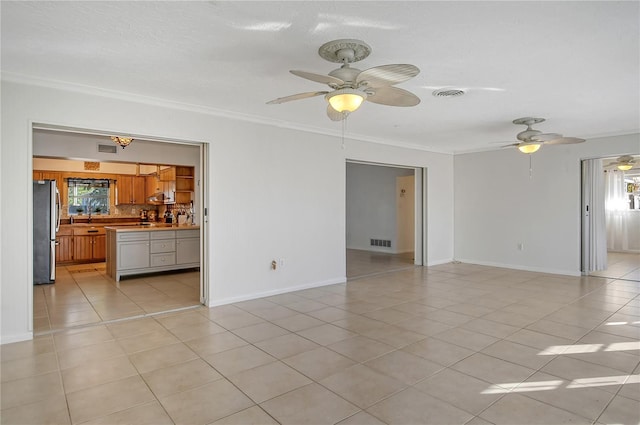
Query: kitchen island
105,224,200,282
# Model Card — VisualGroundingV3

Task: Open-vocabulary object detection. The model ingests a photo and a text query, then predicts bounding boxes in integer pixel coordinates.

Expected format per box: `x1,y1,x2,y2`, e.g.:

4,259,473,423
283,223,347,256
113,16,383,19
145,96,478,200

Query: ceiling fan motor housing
329,66,362,87
517,128,542,141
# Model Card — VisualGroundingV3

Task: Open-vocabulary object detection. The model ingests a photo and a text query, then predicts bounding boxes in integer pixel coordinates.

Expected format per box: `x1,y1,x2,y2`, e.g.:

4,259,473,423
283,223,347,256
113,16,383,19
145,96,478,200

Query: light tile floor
347,249,415,279
33,263,200,333
3,262,638,424
590,251,640,282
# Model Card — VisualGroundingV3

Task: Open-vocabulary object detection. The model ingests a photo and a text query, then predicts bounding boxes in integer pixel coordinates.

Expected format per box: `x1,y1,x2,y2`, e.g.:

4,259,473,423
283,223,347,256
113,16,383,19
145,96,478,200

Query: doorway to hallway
345,161,424,279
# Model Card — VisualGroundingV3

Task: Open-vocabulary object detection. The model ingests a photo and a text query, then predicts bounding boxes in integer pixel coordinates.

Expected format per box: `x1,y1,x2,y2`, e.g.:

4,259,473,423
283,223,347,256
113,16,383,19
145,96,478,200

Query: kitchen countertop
105,224,200,232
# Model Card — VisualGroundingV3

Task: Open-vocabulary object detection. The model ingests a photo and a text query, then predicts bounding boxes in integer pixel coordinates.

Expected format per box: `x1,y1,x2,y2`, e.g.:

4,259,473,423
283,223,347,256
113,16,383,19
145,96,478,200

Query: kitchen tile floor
33,263,201,333
5,260,639,424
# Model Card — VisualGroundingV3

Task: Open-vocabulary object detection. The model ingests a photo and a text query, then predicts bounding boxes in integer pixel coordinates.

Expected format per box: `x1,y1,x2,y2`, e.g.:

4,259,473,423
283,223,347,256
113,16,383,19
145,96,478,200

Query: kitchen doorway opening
346,160,425,279
30,123,210,334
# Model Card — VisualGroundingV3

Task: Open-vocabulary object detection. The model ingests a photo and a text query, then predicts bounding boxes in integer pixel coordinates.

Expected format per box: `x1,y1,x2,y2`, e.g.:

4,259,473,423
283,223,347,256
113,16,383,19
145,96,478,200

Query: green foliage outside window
68,179,110,215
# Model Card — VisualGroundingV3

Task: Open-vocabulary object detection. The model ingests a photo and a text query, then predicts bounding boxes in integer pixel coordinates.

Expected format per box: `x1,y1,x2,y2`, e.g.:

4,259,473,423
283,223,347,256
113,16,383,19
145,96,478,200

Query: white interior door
396,175,415,255
581,158,607,273
200,142,209,305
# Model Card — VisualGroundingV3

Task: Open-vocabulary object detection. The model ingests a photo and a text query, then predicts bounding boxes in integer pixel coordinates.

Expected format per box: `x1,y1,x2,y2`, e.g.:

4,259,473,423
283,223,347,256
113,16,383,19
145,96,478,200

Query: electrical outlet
517,243,524,251
279,258,286,268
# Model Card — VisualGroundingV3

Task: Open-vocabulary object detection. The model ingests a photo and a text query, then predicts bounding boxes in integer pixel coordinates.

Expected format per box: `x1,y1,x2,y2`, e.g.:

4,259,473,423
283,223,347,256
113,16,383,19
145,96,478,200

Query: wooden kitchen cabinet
146,176,160,197
116,175,146,204
34,171,64,195
93,234,106,259
56,227,74,263
73,235,93,261
175,166,194,204
73,227,106,262
159,167,176,181
155,166,194,204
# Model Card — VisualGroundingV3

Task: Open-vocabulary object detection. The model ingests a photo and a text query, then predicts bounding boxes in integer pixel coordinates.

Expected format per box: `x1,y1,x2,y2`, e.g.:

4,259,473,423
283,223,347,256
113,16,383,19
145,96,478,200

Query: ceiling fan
266,39,421,121
502,117,585,154
605,155,637,171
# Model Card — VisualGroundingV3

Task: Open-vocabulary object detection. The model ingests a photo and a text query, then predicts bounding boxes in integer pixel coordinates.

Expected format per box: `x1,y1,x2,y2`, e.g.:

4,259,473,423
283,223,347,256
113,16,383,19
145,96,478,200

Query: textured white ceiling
2,1,639,153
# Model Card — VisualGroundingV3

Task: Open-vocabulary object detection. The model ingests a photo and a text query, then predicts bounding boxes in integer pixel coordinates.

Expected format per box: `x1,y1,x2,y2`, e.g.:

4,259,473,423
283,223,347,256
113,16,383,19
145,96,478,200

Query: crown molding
1,72,450,155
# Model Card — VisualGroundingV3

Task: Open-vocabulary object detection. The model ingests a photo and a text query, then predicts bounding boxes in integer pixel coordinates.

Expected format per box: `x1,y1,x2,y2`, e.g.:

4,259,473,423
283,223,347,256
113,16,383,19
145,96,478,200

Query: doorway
346,161,425,279
582,156,640,282
30,125,209,333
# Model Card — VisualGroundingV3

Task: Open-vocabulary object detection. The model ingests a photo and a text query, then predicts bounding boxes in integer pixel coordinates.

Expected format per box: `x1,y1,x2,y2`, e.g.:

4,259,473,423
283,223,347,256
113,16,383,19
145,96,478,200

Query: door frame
29,121,210,331
345,159,427,267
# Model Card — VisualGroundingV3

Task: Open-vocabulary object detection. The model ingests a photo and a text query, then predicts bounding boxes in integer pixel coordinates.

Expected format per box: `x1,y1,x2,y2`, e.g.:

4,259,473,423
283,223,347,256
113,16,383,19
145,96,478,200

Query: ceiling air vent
432,88,465,98
97,144,118,154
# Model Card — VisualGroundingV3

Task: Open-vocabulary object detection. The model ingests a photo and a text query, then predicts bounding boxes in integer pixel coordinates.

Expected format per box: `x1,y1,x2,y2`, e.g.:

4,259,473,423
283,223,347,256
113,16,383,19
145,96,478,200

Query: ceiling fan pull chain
341,114,347,149
529,154,533,179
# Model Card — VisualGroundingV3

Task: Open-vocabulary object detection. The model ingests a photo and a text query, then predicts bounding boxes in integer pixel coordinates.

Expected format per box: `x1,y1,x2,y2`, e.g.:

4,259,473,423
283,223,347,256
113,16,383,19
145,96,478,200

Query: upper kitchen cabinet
146,175,175,204
116,175,146,205
159,166,176,181
156,166,194,204
33,171,63,189
175,166,194,204
33,170,66,205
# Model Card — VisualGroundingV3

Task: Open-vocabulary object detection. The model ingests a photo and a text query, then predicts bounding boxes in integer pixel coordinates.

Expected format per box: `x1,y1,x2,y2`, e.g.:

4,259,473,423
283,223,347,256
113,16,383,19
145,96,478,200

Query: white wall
346,163,413,253
454,134,640,275
33,130,200,168
0,81,455,343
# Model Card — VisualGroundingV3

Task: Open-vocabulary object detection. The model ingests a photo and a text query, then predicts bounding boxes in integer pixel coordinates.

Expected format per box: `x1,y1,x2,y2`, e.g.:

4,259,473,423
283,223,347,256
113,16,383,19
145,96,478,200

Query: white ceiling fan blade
266,91,328,104
544,136,585,145
366,86,421,107
327,105,346,121
290,70,344,86
356,64,420,88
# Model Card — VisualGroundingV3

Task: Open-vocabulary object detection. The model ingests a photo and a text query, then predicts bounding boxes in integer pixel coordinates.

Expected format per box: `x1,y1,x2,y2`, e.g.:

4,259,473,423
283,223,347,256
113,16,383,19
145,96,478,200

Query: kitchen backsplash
61,204,159,218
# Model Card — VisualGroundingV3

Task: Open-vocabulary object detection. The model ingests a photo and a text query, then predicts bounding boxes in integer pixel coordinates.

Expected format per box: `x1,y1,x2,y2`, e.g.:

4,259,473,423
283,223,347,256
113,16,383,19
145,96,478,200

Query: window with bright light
67,179,110,215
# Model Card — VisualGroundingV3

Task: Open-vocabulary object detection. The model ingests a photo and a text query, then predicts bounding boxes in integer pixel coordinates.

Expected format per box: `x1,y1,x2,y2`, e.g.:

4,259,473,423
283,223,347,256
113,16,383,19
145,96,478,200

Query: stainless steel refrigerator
33,180,60,284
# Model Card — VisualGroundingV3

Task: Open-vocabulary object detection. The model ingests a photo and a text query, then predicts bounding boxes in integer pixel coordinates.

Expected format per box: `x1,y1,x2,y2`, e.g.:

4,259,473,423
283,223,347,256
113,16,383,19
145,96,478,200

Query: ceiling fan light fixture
111,136,134,149
326,88,366,113
617,163,633,171
517,143,541,154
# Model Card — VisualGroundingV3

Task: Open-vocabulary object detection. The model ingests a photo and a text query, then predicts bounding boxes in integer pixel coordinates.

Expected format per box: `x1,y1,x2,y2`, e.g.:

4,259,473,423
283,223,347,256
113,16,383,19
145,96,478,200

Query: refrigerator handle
55,187,61,233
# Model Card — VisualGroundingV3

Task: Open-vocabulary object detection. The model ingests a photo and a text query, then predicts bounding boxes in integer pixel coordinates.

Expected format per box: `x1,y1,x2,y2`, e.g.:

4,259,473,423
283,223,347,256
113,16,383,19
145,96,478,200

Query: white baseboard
454,258,581,277
427,258,454,266
347,246,394,254
1,332,33,345
207,276,347,307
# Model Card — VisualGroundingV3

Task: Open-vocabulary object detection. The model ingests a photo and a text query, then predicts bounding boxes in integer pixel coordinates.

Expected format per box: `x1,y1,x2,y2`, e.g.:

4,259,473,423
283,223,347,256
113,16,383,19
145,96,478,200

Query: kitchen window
67,178,110,215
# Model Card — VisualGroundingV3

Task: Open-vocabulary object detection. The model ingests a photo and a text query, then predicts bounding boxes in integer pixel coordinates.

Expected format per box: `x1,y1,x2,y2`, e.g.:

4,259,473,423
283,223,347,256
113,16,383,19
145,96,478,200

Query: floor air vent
370,239,391,248
97,144,118,154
